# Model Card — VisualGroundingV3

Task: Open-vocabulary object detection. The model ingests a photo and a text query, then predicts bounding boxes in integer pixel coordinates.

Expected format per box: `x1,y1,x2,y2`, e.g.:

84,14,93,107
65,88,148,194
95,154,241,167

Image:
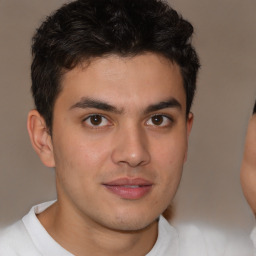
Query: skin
241,114,256,215
27,53,193,256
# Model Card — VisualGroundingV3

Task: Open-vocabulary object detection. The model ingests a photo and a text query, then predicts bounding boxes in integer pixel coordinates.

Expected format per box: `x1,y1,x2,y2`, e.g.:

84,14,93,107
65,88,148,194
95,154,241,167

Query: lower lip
104,185,152,200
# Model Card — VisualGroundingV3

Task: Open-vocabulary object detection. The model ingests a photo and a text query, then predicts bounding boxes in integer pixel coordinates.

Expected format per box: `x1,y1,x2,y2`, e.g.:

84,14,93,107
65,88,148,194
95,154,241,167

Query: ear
27,110,55,167
186,112,194,137
184,112,194,163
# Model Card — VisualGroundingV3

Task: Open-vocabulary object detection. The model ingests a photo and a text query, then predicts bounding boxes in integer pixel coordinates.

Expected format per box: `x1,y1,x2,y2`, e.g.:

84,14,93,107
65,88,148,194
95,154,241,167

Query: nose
111,125,151,168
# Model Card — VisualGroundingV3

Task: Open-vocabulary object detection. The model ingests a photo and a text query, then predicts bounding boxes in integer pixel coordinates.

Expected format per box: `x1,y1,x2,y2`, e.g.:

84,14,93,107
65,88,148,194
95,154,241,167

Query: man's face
49,53,193,231
241,114,256,214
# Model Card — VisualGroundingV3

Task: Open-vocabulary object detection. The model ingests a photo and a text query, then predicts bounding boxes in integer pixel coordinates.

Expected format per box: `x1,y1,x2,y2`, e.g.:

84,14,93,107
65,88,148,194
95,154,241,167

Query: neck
38,201,159,256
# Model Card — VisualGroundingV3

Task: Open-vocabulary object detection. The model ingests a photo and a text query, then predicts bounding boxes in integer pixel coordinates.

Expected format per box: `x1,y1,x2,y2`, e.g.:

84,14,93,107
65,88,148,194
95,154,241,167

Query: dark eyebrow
70,97,123,114
144,98,182,114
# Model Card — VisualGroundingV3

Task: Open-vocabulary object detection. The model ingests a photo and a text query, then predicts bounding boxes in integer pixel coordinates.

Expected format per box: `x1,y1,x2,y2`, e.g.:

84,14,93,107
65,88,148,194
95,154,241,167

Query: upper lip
103,178,153,186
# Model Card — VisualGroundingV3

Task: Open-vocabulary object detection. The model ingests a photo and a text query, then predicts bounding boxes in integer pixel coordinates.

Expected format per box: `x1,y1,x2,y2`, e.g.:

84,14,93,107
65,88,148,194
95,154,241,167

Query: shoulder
149,217,211,256
0,220,27,245
176,221,253,256
0,215,44,256
177,223,226,255
148,217,212,256
0,220,40,256
250,226,256,255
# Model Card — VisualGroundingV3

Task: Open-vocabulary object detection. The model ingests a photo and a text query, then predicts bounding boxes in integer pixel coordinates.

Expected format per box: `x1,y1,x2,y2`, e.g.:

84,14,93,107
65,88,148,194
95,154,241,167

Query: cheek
153,134,187,166
53,136,110,201
52,133,111,186
151,133,187,189
55,129,111,163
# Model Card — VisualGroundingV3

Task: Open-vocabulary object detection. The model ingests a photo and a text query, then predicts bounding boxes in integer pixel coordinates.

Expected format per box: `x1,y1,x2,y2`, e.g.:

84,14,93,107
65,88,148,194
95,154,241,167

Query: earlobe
27,110,55,167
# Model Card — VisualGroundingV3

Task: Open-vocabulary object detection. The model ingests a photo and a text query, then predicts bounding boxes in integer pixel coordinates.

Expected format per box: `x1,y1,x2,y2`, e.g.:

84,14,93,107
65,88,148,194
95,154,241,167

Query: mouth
102,178,153,200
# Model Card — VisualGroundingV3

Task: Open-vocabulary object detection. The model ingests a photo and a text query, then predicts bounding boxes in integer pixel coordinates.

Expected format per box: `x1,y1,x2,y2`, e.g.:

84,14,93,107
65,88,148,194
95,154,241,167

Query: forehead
58,53,186,111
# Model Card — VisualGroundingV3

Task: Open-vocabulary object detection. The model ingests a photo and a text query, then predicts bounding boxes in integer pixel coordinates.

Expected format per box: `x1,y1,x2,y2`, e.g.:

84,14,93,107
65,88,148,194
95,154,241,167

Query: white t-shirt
0,201,253,255
250,226,256,256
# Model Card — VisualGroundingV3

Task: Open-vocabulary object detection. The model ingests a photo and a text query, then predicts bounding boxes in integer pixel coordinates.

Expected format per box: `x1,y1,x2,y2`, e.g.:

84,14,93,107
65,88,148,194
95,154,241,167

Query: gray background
0,0,255,247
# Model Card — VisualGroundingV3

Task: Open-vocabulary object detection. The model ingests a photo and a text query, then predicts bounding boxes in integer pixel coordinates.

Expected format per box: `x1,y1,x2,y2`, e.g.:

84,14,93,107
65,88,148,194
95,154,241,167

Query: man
0,0,203,255
241,101,256,254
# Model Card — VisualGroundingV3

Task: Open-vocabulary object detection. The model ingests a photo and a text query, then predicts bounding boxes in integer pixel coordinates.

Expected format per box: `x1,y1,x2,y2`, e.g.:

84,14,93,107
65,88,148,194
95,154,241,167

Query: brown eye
84,114,110,127
146,115,173,127
90,115,102,126
151,115,164,125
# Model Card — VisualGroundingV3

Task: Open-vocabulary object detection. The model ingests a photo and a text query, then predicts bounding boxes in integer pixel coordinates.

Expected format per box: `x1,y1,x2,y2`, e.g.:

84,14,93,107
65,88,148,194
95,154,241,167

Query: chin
108,220,156,232
102,211,160,232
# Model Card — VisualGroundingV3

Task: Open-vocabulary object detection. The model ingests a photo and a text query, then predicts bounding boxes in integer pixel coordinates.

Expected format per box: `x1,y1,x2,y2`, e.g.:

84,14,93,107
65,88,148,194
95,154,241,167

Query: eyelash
145,114,174,128
83,114,112,128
